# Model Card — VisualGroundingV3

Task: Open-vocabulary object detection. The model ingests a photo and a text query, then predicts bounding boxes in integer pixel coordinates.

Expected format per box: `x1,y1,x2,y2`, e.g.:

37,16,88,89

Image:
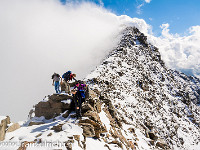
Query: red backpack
69,73,74,80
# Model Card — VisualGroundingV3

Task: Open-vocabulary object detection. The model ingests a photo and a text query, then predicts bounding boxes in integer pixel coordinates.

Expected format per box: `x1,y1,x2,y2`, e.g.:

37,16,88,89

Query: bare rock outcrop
35,94,73,119
0,116,10,141
6,123,20,133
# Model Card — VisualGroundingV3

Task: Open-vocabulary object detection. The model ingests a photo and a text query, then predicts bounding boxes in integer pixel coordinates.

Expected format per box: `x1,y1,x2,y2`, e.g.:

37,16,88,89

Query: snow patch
61,99,72,104
62,123,83,135
99,109,111,131
42,96,49,102
85,138,106,150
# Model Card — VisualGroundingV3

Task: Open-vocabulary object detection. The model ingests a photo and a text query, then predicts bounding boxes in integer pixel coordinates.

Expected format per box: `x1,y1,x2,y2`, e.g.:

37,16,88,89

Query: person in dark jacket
72,80,87,119
61,71,76,94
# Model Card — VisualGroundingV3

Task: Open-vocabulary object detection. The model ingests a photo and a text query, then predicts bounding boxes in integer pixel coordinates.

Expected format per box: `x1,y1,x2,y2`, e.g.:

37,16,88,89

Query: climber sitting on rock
72,80,87,119
61,70,76,94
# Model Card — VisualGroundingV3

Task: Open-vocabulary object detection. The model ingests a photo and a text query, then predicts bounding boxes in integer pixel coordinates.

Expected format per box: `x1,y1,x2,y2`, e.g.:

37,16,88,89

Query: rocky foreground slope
1,27,200,150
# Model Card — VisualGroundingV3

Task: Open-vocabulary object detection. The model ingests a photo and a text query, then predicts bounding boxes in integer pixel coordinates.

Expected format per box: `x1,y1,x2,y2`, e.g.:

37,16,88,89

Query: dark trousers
73,91,85,118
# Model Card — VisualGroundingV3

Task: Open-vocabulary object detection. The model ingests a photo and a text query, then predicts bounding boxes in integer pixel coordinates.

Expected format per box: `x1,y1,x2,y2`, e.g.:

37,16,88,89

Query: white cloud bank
0,0,199,121
0,0,122,121
148,24,200,78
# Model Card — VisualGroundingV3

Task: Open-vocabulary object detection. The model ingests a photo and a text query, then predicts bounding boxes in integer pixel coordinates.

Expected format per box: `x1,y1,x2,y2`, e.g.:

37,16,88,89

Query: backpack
62,71,72,81
52,73,60,79
76,82,86,91
69,74,74,80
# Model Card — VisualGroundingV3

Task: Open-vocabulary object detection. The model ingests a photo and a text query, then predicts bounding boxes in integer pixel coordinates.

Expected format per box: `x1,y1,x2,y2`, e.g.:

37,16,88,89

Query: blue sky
61,0,200,35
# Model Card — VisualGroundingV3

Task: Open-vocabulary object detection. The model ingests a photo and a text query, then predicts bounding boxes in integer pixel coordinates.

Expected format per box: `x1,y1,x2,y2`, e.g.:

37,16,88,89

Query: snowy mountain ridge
1,26,200,150
86,27,200,149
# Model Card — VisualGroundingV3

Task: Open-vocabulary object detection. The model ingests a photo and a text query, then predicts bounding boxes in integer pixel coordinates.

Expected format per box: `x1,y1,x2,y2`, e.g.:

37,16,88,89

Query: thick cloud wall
0,0,199,121
0,0,121,121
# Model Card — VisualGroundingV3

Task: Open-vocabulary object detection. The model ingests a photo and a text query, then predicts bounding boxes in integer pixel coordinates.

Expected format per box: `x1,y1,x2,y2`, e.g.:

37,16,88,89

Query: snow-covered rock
86,27,200,149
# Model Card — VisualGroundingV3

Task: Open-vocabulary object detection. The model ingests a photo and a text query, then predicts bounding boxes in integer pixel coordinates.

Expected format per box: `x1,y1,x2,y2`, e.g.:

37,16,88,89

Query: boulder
148,131,158,140
47,133,52,136
35,101,55,119
149,140,155,145
102,98,122,127
35,102,57,119
73,135,82,148
103,106,121,128
82,111,101,123
36,133,42,138
128,128,135,134
108,140,123,149
49,94,73,102
0,116,10,141
65,140,73,150
62,110,70,118
79,123,95,137
128,141,136,150
51,124,63,132
81,103,94,113
86,89,102,113
104,144,111,150
79,119,106,138
35,94,73,119
73,135,80,141
93,89,100,95
156,141,168,149
6,123,20,133
79,119,100,128
28,122,44,126
87,88,97,100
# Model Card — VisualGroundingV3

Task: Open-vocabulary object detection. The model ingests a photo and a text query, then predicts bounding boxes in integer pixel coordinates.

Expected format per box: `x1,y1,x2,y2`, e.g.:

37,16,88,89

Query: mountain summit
1,27,200,150
86,27,200,149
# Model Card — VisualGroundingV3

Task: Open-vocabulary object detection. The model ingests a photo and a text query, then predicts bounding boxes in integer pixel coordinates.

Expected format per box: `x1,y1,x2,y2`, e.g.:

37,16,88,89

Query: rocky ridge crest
86,27,200,149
